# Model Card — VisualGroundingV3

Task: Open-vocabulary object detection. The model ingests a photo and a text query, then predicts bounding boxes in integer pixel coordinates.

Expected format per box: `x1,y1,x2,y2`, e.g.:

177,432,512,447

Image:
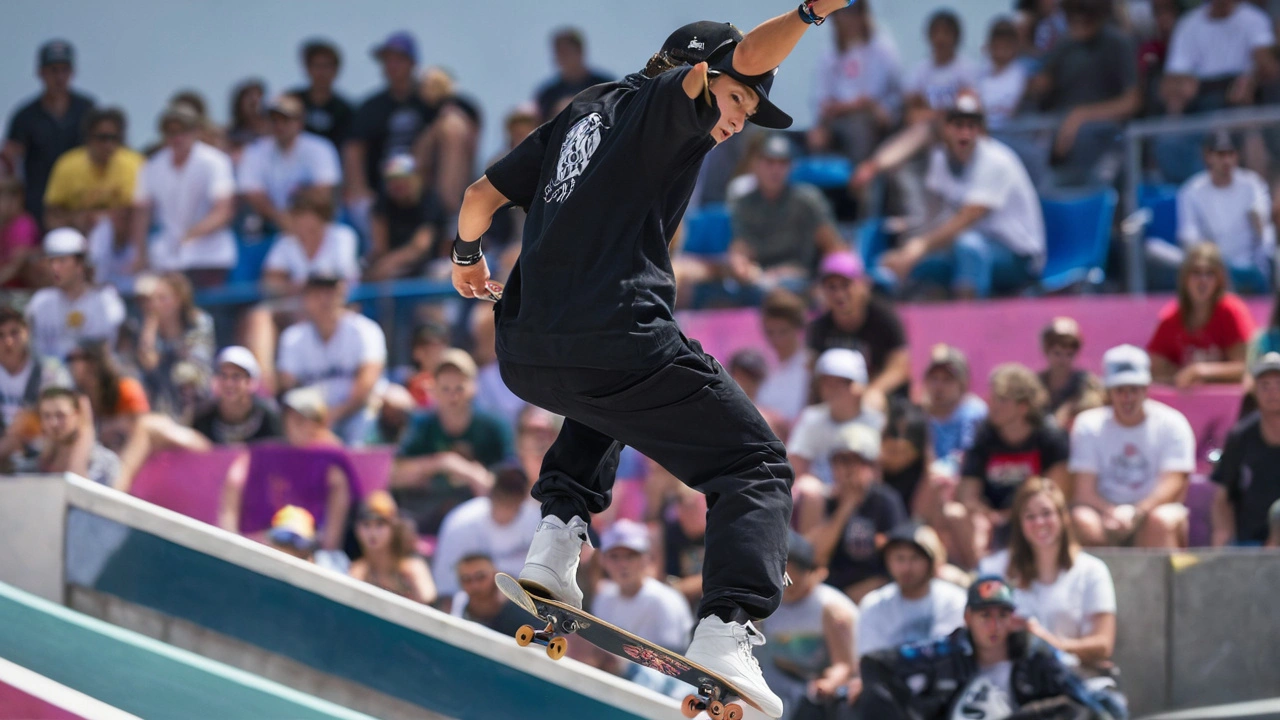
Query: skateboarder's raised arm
732,0,857,76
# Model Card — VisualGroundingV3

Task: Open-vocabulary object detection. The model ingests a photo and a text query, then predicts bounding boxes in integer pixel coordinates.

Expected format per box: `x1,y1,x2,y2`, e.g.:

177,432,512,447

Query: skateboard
479,280,503,302
496,573,758,720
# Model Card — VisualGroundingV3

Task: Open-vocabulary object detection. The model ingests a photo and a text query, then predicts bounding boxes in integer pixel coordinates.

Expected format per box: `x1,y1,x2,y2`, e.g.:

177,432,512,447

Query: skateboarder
452,3,855,716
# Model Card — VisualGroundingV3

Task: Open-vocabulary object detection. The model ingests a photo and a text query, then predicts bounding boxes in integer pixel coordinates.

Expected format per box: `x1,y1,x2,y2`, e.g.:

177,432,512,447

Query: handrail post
1124,129,1145,296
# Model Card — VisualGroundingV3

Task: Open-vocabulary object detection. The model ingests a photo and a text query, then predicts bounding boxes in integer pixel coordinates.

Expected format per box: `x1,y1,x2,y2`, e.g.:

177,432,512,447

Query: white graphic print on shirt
545,113,605,204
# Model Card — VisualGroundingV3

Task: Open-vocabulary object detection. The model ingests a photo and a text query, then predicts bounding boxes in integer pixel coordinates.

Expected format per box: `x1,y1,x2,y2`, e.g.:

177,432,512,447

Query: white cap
814,348,868,385
43,227,88,257
832,423,881,462
215,346,261,381
600,519,650,554
282,386,328,422
1102,344,1152,388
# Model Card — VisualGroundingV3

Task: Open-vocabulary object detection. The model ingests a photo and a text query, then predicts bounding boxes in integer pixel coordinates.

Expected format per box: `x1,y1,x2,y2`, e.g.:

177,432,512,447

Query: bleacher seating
789,155,853,189
1037,189,1118,293
1138,183,1180,246
680,204,733,257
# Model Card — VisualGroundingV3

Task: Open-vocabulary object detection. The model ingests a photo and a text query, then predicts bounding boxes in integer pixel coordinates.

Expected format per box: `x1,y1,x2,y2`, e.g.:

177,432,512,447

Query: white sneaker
518,515,590,609
684,617,784,719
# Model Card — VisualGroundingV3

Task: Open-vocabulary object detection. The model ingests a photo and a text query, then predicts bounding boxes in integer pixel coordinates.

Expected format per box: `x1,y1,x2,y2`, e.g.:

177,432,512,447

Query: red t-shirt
1146,294,1256,367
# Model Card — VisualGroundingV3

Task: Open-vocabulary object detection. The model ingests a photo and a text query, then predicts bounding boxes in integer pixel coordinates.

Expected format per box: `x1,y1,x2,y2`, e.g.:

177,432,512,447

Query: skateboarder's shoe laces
735,621,766,673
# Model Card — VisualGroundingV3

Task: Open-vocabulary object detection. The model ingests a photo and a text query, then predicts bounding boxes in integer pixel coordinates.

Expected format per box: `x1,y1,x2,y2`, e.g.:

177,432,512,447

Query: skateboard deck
496,572,759,720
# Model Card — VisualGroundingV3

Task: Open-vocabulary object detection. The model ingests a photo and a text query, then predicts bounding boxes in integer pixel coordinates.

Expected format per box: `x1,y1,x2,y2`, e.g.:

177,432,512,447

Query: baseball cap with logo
215,346,261,381
39,40,75,68
831,423,881,463
43,227,88,257
1102,344,1152,388
601,519,651,554
1252,351,1280,379
707,49,792,130
815,348,869,385
967,575,1017,610
661,21,743,65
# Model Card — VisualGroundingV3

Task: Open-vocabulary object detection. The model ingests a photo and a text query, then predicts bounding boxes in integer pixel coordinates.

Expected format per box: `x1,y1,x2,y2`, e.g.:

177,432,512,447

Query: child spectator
0,179,40,288
593,519,694,653
366,154,445,281
1146,243,1255,387
19,387,118,486
922,344,987,467
905,10,978,114
0,308,69,469
756,289,811,423
124,273,215,423
25,228,125,359
1212,352,1280,545
43,107,142,234
977,18,1028,129
856,522,966,657
349,490,437,605
1038,317,1103,431
236,94,341,236
1070,345,1196,548
978,477,1117,671
449,552,531,635
66,340,148,452
789,348,887,486
290,39,354,150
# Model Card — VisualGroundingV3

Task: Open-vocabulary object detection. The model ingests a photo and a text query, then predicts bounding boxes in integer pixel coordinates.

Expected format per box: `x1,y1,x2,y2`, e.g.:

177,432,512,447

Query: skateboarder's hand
452,256,491,299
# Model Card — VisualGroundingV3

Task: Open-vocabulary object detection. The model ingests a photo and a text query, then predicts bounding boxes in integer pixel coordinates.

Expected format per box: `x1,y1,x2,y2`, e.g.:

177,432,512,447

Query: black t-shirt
5,90,95,223
663,516,705,580
485,69,717,370
824,483,907,590
373,189,446,266
961,421,1070,510
192,397,284,445
1212,412,1280,544
1040,25,1137,112
464,597,535,636
806,299,909,393
534,70,614,122
350,88,432,191
1038,368,1093,414
290,87,354,149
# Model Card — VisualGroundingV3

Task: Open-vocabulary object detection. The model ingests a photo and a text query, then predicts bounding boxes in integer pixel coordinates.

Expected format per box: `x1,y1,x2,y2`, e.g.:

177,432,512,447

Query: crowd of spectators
5,6,1280,718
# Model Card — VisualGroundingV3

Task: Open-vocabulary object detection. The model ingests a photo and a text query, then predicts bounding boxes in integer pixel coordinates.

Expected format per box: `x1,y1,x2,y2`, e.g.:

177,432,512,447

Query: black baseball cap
967,575,1017,611
661,21,743,65
303,272,343,289
882,521,937,566
39,40,74,69
1204,130,1237,153
707,49,793,130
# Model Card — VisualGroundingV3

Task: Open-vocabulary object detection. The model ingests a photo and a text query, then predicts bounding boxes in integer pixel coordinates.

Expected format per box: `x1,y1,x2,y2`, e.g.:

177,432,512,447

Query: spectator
349,490,437,604
1212,352,1280,545
728,349,769,402
0,308,69,469
808,424,908,603
390,348,513,536
514,405,562,486
413,66,483,219
366,154,445,281
904,10,978,114
276,275,387,445
654,483,707,607
404,321,450,408
1164,132,1274,294
726,135,844,287
808,251,912,404
432,465,540,607
1147,243,1255,387
3,40,94,227
19,387,118,486
789,348,887,486
237,94,342,236
65,339,149,452
115,346,282,492
25,228,124,360
1038,317,1104,430
808,0,903,162
470,304,527,432
265,504,349,573
1138,0,1185,115
449,552,531,635
756,289,811,423
43,107,142,234
345,32,430,229
1070,344,1196,548
533,27,613,121
878,92,1046,299
291,39,354,150
126,272,215,423
759,531,859,720
977,18,1029,129
0,178,40,288
952,363,1070,568
484,104,539,264
922,344,987,467
978,477,1117,671
856,522,966,657
1161,0,1278,118
1023,0,1140,188
592,519,694,653
226,79,268,156
129,103,237,288
880,399,933,515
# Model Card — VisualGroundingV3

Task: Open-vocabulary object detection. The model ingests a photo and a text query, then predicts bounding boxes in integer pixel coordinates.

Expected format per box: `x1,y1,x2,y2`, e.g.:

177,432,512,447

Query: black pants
500,338,794,621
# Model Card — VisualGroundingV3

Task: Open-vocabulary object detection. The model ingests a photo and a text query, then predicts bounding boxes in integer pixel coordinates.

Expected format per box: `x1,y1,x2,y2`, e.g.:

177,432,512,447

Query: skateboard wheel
681,695,704,718
546,636,568,660
515,625,536,647
708,700,725,719
724,703,744,720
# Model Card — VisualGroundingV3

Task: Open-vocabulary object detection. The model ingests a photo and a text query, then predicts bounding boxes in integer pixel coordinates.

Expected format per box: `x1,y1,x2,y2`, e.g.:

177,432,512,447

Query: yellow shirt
44,147,144,211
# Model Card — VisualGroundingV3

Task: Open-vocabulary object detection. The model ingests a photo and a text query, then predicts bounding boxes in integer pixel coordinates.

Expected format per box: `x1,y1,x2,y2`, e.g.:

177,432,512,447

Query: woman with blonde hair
978,476,1117,671
349,490,437,605
1147,243,1254,388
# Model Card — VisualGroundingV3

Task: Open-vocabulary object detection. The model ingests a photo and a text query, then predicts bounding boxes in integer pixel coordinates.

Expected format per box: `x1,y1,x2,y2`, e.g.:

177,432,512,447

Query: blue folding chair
681,204,733,256
1137,183,1179,245
1037,189,1118,293
228,233,277,285
790,155,853,189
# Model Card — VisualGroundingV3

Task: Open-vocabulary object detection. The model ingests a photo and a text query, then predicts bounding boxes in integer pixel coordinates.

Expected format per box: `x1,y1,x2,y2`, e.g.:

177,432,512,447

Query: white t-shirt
978,549,1116,665
856,579,967,657
1068,400,1196,505
592,577,694,653
788,403,887,485
907,56,979,110
925,136,1046,269
134,141,237,271
236,132,342,209
756,351,810,422
25,286,127,360
432,497,541,598
1165,3,1276,79
978,60,1028,129
277,311,387,410
1177,168,1275,267
262,223,360,285
812,34,903,115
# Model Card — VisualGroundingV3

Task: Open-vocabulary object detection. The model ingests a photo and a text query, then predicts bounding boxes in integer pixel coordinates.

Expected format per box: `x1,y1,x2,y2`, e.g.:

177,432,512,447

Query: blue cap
372,31,417,63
